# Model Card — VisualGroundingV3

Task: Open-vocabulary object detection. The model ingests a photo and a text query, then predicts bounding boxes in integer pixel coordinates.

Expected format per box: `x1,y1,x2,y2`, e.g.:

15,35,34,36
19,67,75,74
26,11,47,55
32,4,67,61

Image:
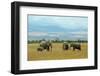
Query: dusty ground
28,43,88,61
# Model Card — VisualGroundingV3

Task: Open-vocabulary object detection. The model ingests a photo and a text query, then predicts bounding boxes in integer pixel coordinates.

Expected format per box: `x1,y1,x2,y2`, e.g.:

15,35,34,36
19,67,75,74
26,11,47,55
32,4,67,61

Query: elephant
63,42,69,50
70,43,81,51
39,40,52,51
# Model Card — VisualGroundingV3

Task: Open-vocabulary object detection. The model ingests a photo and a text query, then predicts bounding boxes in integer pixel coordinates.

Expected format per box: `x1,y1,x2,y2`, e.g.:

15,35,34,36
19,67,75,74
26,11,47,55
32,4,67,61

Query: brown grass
28,43,88,61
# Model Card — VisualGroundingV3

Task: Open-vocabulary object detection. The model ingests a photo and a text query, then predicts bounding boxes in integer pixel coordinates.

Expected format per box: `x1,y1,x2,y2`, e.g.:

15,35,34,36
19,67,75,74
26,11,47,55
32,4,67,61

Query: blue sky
28,15,88,40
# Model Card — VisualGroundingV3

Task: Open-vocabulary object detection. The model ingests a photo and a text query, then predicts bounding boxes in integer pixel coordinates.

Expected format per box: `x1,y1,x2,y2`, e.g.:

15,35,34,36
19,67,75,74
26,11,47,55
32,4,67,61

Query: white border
20,6,95,70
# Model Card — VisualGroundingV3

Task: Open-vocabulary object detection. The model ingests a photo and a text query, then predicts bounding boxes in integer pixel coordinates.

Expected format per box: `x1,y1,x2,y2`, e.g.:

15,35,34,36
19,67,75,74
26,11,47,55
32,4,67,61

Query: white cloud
68,31,88,39
29,32,48,36
48,34,59,37
29,32,65,37
69,31,87,36
28,31,87,40
49,32,65,35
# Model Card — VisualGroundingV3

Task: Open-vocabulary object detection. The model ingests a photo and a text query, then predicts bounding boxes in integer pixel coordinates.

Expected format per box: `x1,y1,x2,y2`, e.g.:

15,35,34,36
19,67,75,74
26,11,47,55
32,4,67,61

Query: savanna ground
28,43,88,61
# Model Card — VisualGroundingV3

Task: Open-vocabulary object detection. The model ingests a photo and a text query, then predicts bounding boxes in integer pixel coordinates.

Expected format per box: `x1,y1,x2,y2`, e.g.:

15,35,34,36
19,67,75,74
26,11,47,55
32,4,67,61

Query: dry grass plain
28,43,88,61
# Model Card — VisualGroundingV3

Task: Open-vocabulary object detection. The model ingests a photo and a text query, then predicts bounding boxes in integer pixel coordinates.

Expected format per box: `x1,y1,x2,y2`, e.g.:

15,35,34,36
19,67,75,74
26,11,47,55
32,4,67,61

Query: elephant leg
66,46,68,50
73,47,75,51
79,47,81,51
47,46,49,51
51,47,52,51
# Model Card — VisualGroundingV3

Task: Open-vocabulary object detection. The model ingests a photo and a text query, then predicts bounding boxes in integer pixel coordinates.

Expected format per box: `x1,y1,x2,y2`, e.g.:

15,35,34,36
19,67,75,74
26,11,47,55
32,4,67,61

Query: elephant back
40,41,46,46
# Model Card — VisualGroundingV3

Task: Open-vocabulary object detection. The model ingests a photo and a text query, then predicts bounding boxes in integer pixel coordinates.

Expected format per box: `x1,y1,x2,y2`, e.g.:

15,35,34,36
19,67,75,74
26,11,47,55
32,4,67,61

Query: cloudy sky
28,15,88,40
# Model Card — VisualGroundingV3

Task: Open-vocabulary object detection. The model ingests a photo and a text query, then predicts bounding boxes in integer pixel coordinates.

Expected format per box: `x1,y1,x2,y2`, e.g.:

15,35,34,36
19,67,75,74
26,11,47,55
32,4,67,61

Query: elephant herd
37,40,81,52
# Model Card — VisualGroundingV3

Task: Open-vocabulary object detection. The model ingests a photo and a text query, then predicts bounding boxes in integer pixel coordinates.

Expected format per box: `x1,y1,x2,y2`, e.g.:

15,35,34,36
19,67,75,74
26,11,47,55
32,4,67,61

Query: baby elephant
37,47,43,52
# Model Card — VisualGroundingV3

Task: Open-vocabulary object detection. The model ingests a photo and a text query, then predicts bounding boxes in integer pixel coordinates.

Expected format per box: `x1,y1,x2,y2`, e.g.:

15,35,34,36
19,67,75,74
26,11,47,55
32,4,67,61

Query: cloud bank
28,15,88,40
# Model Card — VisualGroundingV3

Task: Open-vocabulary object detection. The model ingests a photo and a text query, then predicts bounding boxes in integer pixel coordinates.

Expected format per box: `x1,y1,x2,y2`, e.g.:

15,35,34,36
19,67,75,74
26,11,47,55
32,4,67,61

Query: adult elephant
70,43,81,51
63,42,69,50
39,40,52,51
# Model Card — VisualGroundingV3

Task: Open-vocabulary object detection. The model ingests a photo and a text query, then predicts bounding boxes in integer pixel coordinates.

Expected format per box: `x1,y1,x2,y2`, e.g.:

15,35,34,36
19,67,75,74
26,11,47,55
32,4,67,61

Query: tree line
28,40,87,44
